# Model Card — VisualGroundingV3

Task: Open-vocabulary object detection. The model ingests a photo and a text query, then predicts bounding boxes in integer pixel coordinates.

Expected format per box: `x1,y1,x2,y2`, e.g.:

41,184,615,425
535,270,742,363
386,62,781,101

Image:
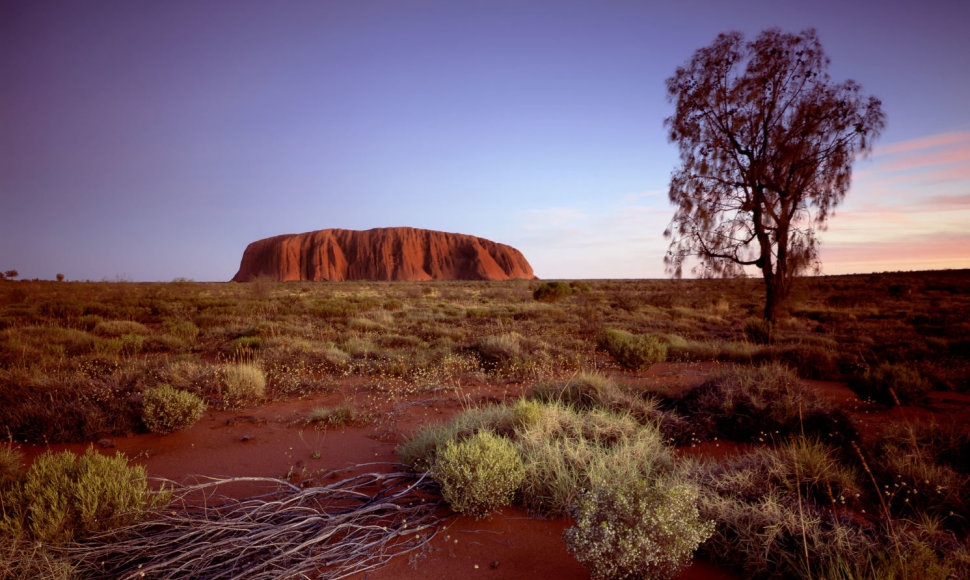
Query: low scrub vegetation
662,363,857,445
532,280,575,302
399,391,711,573
432,430,524,518
141,384,207,434
2,272,966,444
1,272,968,577
596,328,667,369
564,478,714,580
1,447,166,544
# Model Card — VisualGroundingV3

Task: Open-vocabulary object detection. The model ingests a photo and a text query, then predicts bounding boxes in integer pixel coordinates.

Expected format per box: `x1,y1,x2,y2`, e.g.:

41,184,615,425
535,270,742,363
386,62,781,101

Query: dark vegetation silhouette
664,29,885,322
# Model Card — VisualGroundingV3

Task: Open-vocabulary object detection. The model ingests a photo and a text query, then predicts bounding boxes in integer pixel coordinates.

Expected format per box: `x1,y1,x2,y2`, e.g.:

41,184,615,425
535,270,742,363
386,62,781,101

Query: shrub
161,318,200,343
743,317,774,344
671,363,857,444
693,449,968,580
564,478,714,580
0,444,23,487
230,335,262,354
596,329,667,370
528,373,676,429
141,384,207,434
473,332,526,368
432,430,524,518
306,403,362,429
222,362,266,405
848,362,930,405
1,447,166,543
92,320,150,337
533,281,575,302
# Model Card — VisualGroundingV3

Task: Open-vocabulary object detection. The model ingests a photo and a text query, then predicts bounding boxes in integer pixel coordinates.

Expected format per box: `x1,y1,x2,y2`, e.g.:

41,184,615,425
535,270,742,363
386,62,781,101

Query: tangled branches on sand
65,467,447,580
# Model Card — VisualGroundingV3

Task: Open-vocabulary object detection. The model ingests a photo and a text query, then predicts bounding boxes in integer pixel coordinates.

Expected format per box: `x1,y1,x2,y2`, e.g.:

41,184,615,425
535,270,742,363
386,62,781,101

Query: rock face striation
231,227,535,282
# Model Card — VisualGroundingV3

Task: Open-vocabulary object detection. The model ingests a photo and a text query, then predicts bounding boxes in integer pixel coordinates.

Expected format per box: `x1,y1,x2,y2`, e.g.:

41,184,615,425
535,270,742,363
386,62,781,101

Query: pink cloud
820,231,970,274
870,131,970,157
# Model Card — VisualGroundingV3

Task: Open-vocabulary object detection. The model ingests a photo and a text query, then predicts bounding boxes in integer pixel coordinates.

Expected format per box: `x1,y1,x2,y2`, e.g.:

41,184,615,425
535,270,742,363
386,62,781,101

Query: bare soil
22,361,970,579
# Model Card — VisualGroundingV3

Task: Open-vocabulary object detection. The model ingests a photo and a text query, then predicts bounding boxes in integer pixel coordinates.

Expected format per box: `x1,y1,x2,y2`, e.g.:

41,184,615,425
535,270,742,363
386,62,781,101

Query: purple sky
2,0,969,281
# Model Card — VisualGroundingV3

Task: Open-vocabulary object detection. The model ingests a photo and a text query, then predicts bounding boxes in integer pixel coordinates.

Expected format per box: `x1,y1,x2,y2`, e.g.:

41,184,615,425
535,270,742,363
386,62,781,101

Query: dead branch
63,467,447,579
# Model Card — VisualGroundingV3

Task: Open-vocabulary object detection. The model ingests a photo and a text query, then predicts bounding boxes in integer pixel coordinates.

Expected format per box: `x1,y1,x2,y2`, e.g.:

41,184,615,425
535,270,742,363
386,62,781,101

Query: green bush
432,430,525,518
564,478,715,580
596,329,667,370
533,281,575,302
1,447,166,543
848,362,930,405
141,384,207,434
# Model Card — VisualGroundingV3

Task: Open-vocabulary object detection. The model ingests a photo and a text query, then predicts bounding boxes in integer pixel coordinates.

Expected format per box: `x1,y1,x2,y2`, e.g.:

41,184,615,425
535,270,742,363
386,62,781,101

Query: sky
2,0,969,281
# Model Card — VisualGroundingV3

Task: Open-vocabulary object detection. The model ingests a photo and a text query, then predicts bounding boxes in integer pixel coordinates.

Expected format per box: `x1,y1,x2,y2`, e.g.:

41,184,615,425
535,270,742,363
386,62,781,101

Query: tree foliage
664,29,885,321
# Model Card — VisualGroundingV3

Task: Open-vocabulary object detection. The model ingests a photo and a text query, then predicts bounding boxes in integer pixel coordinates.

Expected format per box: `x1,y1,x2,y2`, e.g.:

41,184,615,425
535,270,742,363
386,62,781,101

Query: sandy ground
23,362,970,579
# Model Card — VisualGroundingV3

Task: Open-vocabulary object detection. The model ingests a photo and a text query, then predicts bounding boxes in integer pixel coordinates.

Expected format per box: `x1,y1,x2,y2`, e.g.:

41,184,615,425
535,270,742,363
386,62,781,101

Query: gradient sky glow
2,0,969,281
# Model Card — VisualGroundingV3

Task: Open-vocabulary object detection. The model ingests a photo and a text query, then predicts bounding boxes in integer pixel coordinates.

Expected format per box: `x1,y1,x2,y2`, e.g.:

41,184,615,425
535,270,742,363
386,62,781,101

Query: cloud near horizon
509,191,671,279
818,131,970,274
507,131,970,279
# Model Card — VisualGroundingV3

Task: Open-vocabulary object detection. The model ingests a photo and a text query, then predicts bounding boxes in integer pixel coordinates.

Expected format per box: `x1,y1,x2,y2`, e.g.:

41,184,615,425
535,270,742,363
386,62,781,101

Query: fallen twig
64,467,447,579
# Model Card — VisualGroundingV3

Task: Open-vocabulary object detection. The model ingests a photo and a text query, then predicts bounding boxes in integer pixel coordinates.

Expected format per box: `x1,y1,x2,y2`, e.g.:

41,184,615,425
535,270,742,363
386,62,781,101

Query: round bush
596,329,667,370
433,430,525,518
142,384,207,434
533,281,575,302
4,447,166,543
564,478,715,580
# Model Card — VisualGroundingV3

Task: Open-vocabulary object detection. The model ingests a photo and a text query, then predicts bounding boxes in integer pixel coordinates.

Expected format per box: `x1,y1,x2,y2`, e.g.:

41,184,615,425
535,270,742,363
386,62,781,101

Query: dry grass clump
666,363,857,445
399,397,708,574
399,398,680,516
221,361,266,406
863,421,970,529
0,535,75,580
305,403,365,429
92,320,150,337
692,441,968,580
472,332,528,368
596,328,667,370
848,362,930,405
528,373,687,438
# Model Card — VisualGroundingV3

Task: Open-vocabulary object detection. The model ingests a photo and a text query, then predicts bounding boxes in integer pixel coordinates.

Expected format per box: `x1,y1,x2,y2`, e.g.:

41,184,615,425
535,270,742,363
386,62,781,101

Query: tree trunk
763,271,789,323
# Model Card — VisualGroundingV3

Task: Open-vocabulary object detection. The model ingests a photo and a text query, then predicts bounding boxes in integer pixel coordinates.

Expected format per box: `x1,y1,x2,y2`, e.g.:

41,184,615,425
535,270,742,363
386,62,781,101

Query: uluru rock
231,227,536,282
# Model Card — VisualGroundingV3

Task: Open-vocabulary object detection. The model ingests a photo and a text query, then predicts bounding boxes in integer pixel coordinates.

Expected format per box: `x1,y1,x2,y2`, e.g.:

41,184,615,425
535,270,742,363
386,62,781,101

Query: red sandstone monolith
231,227,535,282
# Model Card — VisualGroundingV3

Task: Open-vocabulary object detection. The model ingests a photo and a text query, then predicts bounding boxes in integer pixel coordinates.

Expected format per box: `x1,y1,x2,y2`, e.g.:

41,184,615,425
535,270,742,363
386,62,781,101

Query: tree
664,29,884,322
2,270,17,280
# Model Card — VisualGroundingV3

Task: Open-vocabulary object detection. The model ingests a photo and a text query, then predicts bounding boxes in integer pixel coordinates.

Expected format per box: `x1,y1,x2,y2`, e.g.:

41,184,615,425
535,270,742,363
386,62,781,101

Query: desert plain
2,271,969,578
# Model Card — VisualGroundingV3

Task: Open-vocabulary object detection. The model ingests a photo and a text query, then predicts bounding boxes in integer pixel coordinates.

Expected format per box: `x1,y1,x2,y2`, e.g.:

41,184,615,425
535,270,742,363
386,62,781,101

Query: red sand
21,362,970,579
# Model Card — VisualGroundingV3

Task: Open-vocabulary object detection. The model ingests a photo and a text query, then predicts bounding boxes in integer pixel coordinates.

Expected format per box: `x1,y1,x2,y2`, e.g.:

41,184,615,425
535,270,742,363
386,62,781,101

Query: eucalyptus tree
664,29,884,322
